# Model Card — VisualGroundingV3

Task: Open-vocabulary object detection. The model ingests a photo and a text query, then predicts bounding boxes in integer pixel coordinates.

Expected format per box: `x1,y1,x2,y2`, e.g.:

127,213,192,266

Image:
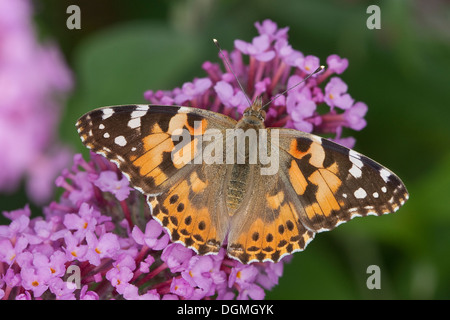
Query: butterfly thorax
226,101,267,214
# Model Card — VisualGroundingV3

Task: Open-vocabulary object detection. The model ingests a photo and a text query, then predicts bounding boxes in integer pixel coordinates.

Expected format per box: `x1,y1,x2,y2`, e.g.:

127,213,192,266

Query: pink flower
274,38,304,66
327,54,349,74
94,171,132,201
182,255,214,292
170,277,194,298
162,243,194,273
299,55,321,73
123,284,160,300
344,101,368,131
0,236,28,264
132,219,170,250
0,0,73,204
235,34,276,62
214,81,249,113
106,266,133,294
324,77,355,110
255,19,289,41
174,78,212,105
20,267,49,297
144,19,367,145
85,231,121,266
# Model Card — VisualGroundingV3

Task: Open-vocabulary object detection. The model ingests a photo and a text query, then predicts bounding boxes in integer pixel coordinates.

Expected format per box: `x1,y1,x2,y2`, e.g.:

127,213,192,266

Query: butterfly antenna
213,39,252,109
261,65,325,111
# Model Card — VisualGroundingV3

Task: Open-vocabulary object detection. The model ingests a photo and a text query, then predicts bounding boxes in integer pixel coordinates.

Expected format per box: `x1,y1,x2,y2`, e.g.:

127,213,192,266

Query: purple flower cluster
144,19,367,148
0,0,73,203
0,153,286,300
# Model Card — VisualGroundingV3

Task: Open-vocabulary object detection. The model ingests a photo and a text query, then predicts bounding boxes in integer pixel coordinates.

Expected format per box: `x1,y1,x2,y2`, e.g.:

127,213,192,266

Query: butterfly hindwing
147,163,231,256
227,162,316,264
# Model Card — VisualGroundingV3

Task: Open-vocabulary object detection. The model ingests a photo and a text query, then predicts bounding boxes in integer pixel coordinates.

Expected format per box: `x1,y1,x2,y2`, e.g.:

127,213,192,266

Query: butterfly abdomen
226,163,250,212
225,114,266,213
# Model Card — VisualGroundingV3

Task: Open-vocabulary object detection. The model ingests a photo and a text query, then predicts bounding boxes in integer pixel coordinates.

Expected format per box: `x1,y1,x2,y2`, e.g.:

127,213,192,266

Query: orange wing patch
149,173,222,256
284,137,344,228
132,134,173,177
288,138,325,168
306,169,342,218
288,160,308,196
168,114,208,135
172,138,200,169
228,200,315,263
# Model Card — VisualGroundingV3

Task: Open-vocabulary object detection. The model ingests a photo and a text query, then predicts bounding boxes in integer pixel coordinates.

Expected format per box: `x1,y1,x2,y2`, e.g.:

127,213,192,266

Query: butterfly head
239,96,266,128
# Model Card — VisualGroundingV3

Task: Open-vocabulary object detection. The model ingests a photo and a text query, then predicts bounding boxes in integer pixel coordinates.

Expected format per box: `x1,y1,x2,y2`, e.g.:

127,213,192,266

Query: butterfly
76,99,408,264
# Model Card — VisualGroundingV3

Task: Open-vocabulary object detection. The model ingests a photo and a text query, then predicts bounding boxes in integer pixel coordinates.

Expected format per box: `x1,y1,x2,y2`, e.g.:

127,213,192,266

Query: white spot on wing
99,124,105,130
128,117,141,129
101,108,114,120
349,164,362,178
103,132,110,138
380,168,391,183
381,186,387,193
130,110,147,118
178,106,192,113
114,135,127,147
354,187,367,199
373,192,379,198
349,149,361,159
134,105,149,111
349,150,364,167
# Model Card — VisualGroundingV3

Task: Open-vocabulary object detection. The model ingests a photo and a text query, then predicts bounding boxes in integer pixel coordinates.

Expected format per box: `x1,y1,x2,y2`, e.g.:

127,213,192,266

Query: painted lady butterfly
76,96,408,264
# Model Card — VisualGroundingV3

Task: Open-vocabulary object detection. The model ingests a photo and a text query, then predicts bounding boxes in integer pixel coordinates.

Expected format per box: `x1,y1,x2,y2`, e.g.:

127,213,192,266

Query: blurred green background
3,0,450,299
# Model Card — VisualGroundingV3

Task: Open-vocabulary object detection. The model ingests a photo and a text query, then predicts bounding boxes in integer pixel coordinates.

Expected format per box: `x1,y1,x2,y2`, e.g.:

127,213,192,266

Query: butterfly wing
278,130,409,230
76,104,236,255
227,160,316,264
226,128,409,263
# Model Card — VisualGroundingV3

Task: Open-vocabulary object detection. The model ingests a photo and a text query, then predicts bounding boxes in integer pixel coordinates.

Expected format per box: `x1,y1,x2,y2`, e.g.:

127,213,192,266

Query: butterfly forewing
76,105,235,194
277,130,409,232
